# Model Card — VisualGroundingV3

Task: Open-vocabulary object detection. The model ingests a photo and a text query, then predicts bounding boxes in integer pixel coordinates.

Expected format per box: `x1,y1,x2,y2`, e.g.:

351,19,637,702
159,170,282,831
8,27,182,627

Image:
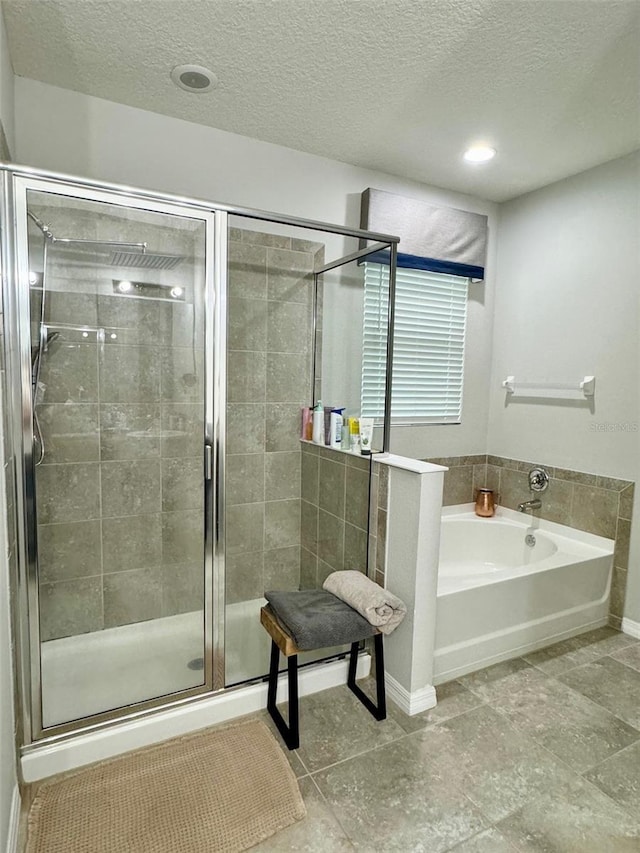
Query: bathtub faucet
517,498,541,512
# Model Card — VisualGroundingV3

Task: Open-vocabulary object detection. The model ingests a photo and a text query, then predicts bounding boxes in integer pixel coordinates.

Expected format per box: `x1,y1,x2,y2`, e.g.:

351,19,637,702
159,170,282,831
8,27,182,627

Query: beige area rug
26,719,306,853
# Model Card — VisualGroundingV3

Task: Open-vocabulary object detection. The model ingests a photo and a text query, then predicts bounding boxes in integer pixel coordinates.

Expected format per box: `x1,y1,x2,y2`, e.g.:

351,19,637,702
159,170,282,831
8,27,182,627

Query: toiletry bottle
359,417,374,455
349,417,360,453
341,419,350,450
323,406,333,446
312,401,324,445
329,408,345,449
301,407,312,441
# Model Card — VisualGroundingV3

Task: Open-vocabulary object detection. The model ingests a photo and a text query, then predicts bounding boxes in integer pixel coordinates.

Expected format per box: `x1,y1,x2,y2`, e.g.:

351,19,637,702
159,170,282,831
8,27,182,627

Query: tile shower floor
249,626,640,852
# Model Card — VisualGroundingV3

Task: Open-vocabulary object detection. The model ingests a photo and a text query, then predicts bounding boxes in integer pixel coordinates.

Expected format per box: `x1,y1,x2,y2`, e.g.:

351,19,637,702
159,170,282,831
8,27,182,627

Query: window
361,263,468,423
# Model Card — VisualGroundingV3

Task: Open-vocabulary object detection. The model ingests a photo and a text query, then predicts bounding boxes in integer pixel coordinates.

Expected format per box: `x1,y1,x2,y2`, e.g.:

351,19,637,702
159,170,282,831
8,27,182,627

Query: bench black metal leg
266,640,300,750
347,633,386,721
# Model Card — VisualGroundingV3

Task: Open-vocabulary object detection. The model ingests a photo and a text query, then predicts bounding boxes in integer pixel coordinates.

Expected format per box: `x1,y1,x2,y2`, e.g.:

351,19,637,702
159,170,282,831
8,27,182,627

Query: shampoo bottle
329,408,345,449
312,401,324,445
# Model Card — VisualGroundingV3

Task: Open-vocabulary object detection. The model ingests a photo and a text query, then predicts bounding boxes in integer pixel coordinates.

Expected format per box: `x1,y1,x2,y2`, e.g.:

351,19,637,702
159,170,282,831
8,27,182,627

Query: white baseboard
621,617,640,639
386,673,436,716
5,785,20,853
21,654,370,783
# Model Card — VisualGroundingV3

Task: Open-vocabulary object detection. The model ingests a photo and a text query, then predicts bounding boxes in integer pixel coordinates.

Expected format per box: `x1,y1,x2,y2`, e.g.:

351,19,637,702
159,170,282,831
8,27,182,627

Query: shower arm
27,212,147,253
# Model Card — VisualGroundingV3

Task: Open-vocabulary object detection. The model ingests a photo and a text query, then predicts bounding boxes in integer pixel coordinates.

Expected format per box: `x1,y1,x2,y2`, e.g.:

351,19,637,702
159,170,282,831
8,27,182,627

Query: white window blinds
361,263,468,422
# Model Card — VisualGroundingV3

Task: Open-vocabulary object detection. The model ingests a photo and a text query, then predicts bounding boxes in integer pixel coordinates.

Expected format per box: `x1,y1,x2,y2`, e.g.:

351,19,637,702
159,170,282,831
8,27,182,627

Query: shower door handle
204,444,213,480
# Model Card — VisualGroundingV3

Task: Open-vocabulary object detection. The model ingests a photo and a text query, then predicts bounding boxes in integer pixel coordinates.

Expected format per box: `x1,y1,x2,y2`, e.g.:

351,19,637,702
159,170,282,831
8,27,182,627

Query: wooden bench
260,604,386,750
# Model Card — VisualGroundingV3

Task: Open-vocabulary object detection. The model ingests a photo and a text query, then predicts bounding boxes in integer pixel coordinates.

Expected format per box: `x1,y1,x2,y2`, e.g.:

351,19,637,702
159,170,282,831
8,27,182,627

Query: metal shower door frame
6,172,225,743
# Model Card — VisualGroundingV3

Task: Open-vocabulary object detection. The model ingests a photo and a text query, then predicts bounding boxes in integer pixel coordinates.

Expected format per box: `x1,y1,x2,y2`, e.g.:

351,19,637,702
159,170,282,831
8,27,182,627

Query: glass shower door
20,181,215,732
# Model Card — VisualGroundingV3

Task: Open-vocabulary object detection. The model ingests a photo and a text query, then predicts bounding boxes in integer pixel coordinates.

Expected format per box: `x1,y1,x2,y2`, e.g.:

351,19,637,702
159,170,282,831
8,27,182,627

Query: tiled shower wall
36,288,205,640
300,442,389,588
225,228,323,603
31,200,206,641
429,453,634,628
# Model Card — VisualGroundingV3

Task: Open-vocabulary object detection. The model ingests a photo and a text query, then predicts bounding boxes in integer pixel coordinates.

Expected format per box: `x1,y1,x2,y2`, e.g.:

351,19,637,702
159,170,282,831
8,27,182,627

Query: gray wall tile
161,457,203,512
571,485,619,539
226,453,265,505
161,510,204,565
97,295,161,346
36,463,101,523
300,547,317,589
102,513,162,573
443,465,474,506
264,499,300,550
40,342,98,403
265,403,303,452
228,297,268,351
265,451,301,500
267,301,311,353
39,577,103,641
228,242,268,300
345,465,369,531
227,403,266,455
344,523,367,572
103,568,163,628
226,503,265,555
100,404,160,460
162,563,203,616
38,520,102,582
101,459,161,517
161,403,204,458
37,403,99,464
266,353,310,403
614,519,631,570
99,345,161,403
301,449,319,504
301,499,319,554
319,458,346,517
160,347,204,403
227,350,266,403
264,546,301,591
267,248,313,303
318,509,344,570
226,551,264,604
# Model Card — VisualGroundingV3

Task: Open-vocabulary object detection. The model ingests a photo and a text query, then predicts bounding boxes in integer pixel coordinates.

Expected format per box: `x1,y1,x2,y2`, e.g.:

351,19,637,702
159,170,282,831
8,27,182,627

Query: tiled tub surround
429,453,634,628
225,229,324,605
31,201,206,641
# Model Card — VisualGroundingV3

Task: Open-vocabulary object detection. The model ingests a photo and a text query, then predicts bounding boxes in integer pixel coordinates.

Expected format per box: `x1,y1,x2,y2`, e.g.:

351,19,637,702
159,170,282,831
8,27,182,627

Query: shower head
109,250,184,270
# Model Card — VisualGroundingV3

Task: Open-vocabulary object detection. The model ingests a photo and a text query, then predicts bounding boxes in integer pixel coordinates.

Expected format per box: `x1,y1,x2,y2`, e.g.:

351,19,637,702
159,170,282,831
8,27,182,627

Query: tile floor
253,626,640,852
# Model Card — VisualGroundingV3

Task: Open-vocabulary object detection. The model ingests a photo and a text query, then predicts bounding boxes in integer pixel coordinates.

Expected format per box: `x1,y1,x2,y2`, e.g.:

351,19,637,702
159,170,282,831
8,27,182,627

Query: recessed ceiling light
117,280,133,293
464,145,496,164
171,64,218,93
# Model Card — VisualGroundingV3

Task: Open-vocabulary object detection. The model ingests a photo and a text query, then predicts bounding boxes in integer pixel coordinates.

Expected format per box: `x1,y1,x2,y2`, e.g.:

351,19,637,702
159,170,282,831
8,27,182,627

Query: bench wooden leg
347,633,386,721
266,639,300,750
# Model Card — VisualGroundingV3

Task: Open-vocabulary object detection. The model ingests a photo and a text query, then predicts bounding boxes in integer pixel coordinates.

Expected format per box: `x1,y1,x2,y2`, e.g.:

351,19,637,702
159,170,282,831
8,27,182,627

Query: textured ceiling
3,0,640,201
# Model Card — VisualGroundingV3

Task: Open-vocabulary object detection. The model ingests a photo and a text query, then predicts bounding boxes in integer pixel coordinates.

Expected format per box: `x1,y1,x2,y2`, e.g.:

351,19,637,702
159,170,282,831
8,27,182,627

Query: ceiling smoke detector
171,64,218,93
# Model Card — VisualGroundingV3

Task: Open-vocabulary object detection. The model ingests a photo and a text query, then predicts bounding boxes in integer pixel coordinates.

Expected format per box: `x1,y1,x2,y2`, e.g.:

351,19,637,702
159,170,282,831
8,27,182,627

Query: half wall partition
0,165,398,750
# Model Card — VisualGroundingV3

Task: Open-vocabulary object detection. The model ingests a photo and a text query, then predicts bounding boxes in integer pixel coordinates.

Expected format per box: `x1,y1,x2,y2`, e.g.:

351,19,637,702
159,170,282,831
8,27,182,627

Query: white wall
488,151,640,622
0,8,14,156
14,77,497,459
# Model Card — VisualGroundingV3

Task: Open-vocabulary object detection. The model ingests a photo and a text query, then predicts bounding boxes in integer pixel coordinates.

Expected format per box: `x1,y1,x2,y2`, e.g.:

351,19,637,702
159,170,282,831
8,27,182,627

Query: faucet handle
528,467,550,492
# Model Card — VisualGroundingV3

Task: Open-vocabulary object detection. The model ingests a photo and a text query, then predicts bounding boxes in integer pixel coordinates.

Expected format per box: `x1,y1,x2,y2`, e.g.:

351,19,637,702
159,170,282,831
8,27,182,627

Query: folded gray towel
264,589,376,651
323,571,407,635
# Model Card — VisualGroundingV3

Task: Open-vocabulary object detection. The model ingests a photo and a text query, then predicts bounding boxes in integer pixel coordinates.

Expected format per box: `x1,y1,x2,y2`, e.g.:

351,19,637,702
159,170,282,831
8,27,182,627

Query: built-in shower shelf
502,375,596,399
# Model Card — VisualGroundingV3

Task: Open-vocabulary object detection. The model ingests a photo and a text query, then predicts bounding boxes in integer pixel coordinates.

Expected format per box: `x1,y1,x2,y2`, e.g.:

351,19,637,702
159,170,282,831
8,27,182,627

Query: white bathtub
433,506,615,683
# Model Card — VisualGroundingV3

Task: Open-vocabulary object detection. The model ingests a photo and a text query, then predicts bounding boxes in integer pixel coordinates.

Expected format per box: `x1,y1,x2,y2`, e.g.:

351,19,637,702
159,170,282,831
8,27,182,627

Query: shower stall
0,165,397,755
